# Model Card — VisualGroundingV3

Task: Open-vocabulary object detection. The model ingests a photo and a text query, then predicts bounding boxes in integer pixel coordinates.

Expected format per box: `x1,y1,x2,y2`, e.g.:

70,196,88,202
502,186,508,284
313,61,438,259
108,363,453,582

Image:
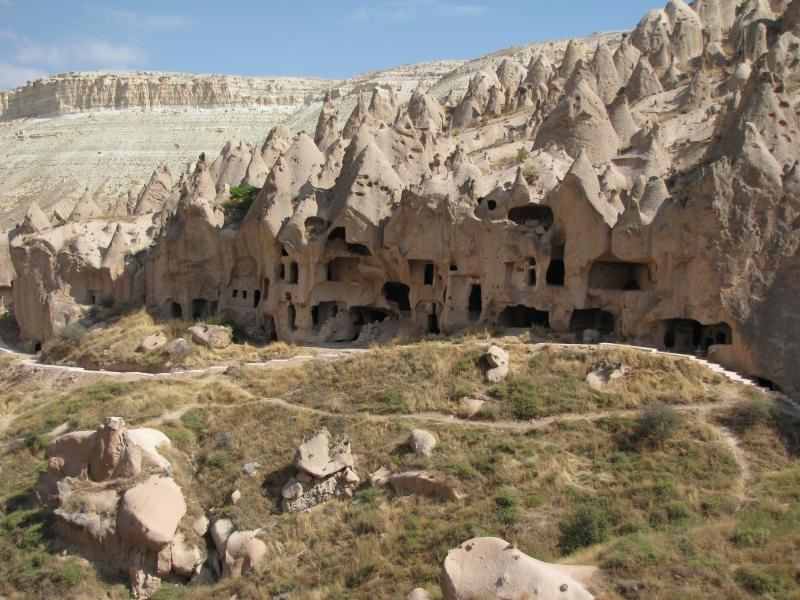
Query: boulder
188,323,232,349
170,532,205,577
460,397,486,418
137,332,167,353
163,337,194,360
223,530,268,578
407,589,432,600
409,429,437,456
117,476,187,551
585,360,626,389
389,472,465,502
441,537,594,600
484,345,510,383
293,428,354,478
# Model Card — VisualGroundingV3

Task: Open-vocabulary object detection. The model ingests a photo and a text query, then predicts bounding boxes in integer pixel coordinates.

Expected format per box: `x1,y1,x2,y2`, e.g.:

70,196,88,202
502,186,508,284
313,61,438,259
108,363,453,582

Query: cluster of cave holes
231,288,262,308
662,319,732,354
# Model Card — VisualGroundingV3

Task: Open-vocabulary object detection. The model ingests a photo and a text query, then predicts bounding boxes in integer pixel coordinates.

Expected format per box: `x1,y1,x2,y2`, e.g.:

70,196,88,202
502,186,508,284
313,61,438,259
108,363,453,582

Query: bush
55,563,82,587
516,147,530,163
734,565,787,595
634,403,681,447
224,186,260,222
495,487,521,525
58,323,87,345
180,408,206,430
206,450,233,469
374,387,408,414
559,505,611,554
151,582,185,600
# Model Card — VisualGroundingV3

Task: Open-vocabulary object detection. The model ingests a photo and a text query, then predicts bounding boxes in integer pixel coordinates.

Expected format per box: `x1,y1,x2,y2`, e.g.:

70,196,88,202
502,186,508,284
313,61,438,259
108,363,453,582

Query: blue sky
0,0,659,90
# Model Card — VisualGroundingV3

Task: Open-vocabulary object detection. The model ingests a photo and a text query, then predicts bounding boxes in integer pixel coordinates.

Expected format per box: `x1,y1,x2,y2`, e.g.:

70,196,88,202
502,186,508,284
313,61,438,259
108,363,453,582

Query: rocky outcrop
483,344,510,383
281,428,360,512
34,418,203,599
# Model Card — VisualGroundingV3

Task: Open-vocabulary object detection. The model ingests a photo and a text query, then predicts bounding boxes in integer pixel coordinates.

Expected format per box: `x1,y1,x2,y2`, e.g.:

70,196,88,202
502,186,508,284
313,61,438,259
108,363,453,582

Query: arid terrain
1,0,799,598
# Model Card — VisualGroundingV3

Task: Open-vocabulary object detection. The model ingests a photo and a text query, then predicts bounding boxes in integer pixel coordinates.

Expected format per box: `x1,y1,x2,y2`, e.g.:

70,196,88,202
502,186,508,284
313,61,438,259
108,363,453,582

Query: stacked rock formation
281,428,360,512
7,0,800,396
34,418,204,599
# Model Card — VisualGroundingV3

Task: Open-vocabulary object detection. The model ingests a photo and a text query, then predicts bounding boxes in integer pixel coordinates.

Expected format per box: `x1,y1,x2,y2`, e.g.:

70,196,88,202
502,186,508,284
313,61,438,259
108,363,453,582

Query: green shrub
206,450,233,469
355,487,379,503
446,460,479,480
495,486,520,525
224,186,260,222
559,505,611,554
163,427,195,448
55,563,82,587
516,147,530,163
58,323,87,345
634,403,681,447
180,408,206,430
151,582,185,600
374,387,408,414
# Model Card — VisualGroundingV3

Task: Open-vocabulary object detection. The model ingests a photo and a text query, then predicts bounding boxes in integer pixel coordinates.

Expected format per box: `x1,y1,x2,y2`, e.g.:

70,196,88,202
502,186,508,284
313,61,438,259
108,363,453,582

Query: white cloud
0,63,47,89
0,0,14,8
14,38,144,70
351,0,487,21
88,6,192,30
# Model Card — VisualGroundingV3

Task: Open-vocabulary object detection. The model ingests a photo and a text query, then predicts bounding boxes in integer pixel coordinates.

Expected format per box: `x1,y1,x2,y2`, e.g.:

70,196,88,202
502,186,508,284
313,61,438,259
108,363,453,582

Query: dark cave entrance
499,305,550,329
468,284,482,321
382,282,411,312
570,309,615,335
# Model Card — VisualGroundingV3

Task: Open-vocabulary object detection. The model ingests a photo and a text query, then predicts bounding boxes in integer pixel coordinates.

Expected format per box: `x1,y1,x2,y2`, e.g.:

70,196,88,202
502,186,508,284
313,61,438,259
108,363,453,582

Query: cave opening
289,262,299,284
288,305,297,331
546,243,566,286
253,289,261,308
662,319,732,354
528,258,537,286
170,301,183,319
508,204,554,228
588,260,654,291
424,263,434,285
468,284,482,321
191,298,209,320
382,282,411,312
499,305,550,328
569,309,615,335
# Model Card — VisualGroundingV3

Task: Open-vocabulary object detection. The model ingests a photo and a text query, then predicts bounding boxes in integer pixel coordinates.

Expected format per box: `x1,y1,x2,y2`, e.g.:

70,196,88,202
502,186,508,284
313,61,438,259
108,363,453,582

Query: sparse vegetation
223,186,260,223
0,339,795,599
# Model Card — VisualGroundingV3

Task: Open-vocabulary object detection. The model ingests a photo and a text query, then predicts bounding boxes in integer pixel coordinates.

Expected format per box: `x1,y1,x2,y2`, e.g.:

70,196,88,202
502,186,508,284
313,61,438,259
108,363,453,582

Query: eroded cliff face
0,71,331,119
9,0,800,394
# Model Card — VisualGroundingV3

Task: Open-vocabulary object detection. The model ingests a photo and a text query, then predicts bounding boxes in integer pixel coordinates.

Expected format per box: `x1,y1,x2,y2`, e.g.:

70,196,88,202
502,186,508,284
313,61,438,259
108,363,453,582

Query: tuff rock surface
6,1,800,399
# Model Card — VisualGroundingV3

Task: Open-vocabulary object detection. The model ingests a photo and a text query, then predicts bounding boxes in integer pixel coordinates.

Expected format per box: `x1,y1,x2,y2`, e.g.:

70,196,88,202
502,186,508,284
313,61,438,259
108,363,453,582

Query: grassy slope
0,343,797,599
40,308,298,371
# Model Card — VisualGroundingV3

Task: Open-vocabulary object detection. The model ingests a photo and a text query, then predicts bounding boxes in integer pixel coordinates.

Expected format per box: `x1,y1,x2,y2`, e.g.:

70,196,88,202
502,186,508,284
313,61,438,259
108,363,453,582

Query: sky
0,0,660,90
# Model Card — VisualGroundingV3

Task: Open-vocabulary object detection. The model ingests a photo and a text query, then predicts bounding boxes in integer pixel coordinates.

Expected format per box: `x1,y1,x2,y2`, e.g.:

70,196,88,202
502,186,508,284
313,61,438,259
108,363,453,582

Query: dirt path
717,425,752,500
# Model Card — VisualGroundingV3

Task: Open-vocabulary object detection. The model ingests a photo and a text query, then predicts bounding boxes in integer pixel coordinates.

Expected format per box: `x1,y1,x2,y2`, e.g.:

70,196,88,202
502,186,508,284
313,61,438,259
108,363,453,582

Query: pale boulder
187,323,232,349
585,360,626,390
484,345,510,383
137,332,167,353
407,589,432,600
117,476,187,551
409,429,437,456
441,537,594,600
223,530,268,578
293,428,354,478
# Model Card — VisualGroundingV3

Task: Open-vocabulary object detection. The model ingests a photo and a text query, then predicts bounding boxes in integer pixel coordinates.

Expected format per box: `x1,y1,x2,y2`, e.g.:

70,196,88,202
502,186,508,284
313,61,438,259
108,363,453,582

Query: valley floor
0,336,798,599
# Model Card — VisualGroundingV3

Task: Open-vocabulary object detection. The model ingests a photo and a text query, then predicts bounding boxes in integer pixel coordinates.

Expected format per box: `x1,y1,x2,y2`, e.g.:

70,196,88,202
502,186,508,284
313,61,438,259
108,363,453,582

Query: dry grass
234,342,726,421
40,308,299,372
0,342,796,599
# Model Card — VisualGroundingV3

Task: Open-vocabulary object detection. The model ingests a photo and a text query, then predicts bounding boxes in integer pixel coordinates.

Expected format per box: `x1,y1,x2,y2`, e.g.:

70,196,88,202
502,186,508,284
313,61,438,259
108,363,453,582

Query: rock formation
6,1,800,396
34,418,204,599
281,428,360,512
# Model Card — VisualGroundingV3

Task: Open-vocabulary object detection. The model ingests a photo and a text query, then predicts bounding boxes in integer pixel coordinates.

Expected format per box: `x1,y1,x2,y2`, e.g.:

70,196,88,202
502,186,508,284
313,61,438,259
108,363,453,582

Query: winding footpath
2,335,798,496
